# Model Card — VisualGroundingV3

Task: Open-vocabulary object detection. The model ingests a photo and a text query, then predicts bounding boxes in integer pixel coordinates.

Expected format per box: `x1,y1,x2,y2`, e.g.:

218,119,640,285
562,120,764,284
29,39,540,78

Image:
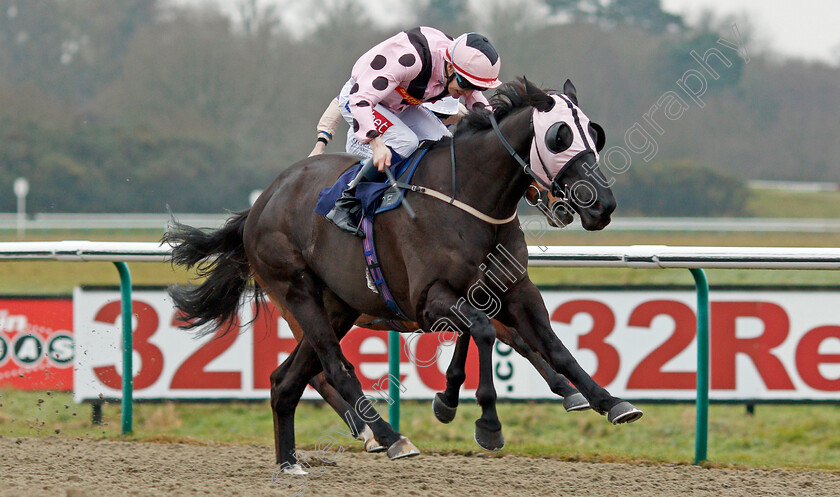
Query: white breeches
338,78,451,159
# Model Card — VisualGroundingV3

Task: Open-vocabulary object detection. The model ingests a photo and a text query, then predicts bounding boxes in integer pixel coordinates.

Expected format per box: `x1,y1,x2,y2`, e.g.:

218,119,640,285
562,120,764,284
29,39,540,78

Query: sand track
1,437,838,497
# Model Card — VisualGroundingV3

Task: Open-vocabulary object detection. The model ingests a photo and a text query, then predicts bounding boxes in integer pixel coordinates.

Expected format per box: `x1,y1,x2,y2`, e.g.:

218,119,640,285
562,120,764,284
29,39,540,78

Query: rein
387,110,555,225
390,179,517,224
387,132,518,225
488,112,552,190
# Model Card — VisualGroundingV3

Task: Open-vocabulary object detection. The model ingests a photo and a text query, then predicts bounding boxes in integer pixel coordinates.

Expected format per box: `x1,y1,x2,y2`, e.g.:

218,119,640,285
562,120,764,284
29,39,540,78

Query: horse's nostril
592,199,615,217
551,203,574,227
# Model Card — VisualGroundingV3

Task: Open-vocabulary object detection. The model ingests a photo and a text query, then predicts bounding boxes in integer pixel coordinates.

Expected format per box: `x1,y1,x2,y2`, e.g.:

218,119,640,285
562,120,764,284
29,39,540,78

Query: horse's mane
454,77,550,137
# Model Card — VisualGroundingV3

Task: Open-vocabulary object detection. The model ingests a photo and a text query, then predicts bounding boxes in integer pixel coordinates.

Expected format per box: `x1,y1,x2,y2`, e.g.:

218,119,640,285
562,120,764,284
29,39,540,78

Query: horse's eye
545,122,573,154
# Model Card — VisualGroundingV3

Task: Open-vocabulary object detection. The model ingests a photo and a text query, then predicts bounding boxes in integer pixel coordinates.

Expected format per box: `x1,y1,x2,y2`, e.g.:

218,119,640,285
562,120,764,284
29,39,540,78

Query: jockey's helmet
445,33,502,90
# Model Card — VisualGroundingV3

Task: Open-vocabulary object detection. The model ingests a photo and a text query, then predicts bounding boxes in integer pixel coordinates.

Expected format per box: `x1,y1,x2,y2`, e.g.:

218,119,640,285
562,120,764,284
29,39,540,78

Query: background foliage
0,0,837,214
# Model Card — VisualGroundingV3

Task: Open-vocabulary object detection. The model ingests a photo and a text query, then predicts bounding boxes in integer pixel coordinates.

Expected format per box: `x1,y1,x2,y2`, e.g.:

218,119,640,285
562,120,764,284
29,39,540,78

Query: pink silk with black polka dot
348,27,490,145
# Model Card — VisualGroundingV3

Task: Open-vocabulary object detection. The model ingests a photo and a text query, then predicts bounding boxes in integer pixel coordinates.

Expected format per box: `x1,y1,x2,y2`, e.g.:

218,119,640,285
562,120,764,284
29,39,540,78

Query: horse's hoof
280,463,308,476
387,436,420,460
562,392,590,412
474,424,505,451
360,425,385,453
433,392,458,424
608,401,644,424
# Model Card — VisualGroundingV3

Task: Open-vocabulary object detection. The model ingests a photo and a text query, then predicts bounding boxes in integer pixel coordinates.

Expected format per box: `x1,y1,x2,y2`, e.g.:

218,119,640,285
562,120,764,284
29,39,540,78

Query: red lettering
626,300,696,389
413,333,479,391
711,301,794,390
93,301,163,390
170,311,241,389
796,325,840,391
251,306,298,390
371,110,392,134
342,328,409,390
551,300,618,385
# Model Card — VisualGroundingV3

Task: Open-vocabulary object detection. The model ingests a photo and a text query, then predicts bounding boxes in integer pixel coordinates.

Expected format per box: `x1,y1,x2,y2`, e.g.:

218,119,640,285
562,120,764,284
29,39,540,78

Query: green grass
0,229,192,295
2,389,839,470
745,188,840,218
2,228,839,295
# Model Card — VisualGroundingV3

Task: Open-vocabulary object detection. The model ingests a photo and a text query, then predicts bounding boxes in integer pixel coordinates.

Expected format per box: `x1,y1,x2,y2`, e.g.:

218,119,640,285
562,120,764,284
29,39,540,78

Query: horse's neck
452,109,533,219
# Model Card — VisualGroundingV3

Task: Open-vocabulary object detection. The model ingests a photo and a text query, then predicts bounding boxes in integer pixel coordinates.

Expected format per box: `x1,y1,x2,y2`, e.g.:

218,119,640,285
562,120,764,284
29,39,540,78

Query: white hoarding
74,288,840,403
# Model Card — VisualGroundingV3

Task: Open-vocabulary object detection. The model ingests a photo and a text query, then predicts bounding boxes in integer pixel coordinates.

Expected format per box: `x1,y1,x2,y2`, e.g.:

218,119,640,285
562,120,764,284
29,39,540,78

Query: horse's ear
563,79,579,106
524,77,555,112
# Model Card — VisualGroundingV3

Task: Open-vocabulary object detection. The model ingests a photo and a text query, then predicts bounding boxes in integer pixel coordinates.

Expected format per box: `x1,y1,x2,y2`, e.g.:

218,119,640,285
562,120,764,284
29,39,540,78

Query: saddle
314,148,428,222
314,148,429,320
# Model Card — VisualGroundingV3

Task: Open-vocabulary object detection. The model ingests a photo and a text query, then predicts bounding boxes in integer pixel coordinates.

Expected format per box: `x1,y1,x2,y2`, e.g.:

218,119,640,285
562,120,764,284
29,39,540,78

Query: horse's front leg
497,279,642,424
494,323,590,412
432,321,588,425
419,281,504,450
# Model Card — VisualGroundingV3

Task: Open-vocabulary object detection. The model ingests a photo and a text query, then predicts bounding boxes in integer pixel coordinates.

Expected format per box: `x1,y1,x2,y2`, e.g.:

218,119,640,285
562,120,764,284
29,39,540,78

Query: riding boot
325,158,376,237
325,187,364,237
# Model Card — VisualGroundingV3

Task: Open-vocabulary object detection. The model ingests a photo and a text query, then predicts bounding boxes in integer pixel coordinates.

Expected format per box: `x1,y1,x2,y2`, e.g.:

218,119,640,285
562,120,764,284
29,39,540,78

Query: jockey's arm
348,53,419,170
464,90,492,113
309,97,342,157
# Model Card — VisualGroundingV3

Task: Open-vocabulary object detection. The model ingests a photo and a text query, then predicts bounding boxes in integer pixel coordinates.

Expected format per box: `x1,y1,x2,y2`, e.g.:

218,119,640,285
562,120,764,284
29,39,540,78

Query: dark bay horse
265,283,590,453
165,78,642,472
261,179,586,453
524,181,575,227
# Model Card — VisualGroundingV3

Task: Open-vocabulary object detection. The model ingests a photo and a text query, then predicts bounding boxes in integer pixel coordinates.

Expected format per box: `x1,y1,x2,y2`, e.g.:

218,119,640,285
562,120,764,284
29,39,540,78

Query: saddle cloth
314,148,428,222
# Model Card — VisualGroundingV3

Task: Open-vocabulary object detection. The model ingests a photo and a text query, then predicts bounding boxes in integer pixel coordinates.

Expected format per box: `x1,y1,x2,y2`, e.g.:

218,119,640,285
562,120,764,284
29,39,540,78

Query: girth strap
360,217,410,320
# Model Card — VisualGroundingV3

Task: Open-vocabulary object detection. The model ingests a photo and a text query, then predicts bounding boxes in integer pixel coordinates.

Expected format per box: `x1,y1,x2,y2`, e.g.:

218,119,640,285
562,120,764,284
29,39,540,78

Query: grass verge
2,389,839,471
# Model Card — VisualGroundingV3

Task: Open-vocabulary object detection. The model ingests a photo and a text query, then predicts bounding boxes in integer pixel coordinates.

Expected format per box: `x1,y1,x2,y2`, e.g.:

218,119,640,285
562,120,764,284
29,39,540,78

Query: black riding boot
325,186,364,237
325,158,378,237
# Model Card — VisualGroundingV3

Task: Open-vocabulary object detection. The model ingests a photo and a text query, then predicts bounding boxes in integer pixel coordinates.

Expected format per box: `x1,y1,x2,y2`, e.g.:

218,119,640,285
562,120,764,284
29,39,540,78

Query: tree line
0,0,837,215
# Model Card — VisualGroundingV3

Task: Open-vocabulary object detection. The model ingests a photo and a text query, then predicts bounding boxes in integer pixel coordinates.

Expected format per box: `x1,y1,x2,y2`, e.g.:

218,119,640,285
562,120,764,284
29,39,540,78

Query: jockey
324,27,503,236
310,96,465,157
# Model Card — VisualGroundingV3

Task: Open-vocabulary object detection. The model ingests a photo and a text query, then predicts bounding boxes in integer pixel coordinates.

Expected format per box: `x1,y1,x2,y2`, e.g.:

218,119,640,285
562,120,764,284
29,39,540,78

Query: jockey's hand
370,137,392,172
309,141,327,157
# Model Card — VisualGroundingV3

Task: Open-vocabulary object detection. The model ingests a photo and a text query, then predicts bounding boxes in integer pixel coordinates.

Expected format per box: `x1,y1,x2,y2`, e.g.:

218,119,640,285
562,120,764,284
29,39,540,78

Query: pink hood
529,94,600,186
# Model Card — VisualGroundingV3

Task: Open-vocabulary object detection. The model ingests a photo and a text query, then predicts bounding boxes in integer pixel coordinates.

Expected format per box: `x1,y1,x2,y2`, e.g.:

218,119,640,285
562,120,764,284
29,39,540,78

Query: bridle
488,111,571,203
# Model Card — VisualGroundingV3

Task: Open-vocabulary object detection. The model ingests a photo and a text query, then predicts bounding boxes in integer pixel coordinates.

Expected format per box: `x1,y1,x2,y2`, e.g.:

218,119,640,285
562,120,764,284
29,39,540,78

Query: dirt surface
2,437,839,497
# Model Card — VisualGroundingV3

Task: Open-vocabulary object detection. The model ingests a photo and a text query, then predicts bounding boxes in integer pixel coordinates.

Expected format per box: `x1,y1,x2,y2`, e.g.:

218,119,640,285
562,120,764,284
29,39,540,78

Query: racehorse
524,180,575,227
264,265,590,453
241,177,583,454
164,78,642,472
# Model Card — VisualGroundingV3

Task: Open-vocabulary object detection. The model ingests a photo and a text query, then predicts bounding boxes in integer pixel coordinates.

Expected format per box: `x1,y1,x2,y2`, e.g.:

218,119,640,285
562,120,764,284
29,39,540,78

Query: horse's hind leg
308,373,384,452
267,270,417,460
494,323,590,412
263,290,380,451
431,331,470,423
270,338,323,471
419,281,504,451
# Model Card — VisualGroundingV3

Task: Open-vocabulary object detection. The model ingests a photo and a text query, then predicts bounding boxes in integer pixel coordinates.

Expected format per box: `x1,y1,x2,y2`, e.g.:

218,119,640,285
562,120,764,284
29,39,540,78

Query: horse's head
524,79,615,231
524,181,575,228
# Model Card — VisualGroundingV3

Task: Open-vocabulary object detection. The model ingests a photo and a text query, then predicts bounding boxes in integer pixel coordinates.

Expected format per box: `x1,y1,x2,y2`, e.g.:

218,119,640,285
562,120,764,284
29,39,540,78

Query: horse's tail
163,209,253,337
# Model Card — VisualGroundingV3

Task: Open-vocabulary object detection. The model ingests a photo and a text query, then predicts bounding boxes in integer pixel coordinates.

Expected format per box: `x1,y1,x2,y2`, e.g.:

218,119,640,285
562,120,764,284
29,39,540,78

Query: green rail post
689,268,709,464
388,329,400,432
114,262,133,435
